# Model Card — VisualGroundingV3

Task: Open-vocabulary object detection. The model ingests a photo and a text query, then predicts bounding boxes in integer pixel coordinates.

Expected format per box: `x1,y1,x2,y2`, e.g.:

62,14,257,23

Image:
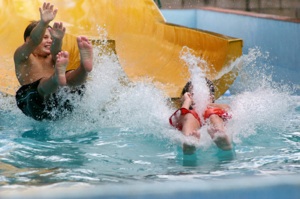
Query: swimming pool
0,36,299,198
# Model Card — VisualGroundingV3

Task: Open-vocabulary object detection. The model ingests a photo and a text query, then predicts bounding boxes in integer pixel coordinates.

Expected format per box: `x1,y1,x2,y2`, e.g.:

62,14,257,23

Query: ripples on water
0,41,299,189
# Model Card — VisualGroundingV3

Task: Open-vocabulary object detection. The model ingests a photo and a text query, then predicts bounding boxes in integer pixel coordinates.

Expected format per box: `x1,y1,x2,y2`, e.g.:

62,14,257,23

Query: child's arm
181,92,193,109
49,22,65,62
14,2,57,64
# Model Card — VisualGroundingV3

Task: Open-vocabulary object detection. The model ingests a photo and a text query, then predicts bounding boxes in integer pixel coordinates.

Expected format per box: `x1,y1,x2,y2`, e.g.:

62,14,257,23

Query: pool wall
1,175,300,199
161,8,300,94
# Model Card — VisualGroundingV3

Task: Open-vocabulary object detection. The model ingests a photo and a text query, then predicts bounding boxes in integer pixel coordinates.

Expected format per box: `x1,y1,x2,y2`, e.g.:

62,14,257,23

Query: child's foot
182,131,199,155
55,51,69,86
77,36,93,72
212,132,232,151
183,143,196,155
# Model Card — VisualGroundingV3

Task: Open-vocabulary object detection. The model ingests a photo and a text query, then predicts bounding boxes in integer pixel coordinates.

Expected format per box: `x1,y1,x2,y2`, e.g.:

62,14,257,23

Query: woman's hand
181,92,194,109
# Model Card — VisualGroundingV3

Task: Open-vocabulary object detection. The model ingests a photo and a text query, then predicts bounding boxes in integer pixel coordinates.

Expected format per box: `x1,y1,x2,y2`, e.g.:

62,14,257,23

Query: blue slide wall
162,9,300,94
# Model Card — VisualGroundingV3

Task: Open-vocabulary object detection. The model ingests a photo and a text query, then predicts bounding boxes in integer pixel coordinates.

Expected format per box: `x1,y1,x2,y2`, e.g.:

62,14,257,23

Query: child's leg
37,51,68,97
181,114,200,138
207,114,232,150
66,36,93,86
180,114,200,155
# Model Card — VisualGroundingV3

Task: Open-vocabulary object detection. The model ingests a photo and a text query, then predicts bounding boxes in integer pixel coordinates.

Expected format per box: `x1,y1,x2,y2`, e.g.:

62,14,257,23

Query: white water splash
227,47,296,143
0,31,297,151
47,26,172,138
179,47,211,122
175,46,297,149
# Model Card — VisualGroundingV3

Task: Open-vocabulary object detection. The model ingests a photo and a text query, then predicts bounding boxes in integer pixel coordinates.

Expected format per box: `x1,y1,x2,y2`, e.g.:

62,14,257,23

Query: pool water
0,43,299,198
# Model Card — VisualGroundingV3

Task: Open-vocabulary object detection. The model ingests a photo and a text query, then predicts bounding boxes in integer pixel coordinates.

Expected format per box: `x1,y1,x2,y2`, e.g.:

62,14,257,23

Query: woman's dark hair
181,81,192,96
181,78,215,102
23,20,52,41
206,78,215,99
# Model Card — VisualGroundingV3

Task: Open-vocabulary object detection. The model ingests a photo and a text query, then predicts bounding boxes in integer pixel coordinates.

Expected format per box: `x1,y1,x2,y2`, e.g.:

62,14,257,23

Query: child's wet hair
181,78,215,102
23,20,52,41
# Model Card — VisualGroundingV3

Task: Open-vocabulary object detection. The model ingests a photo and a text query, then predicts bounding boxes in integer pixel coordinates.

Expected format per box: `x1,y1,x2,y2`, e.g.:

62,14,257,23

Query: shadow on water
21,128,51,141
176,145,236,169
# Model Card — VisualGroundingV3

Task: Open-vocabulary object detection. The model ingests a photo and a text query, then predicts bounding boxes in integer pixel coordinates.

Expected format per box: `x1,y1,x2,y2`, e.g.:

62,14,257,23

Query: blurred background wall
154,0,300,18
157,1,300,94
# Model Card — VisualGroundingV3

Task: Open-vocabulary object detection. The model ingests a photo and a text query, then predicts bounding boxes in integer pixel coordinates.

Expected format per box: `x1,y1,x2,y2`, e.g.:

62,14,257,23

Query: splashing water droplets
180,47,211,121
227,47,296,143
50,25,172,136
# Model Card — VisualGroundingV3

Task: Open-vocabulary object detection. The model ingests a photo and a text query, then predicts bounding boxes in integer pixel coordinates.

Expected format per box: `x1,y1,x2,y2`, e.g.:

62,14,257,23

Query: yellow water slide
0,0,242,99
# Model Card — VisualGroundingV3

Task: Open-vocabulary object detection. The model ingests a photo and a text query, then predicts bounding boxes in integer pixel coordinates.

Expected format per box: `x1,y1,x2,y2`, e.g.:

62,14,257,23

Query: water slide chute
0,0,243,99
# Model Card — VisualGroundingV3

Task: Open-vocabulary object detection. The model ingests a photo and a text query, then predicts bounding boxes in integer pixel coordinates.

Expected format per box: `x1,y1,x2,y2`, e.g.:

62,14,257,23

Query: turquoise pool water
0,42,299,198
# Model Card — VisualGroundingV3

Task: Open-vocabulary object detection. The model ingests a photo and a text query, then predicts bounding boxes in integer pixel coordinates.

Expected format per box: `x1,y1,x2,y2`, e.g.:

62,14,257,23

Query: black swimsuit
16,80,85,121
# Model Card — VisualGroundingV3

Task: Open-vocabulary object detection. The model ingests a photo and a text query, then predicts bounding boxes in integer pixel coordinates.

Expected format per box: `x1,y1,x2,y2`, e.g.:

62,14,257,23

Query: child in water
14,2,93,121
169,79,232,154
